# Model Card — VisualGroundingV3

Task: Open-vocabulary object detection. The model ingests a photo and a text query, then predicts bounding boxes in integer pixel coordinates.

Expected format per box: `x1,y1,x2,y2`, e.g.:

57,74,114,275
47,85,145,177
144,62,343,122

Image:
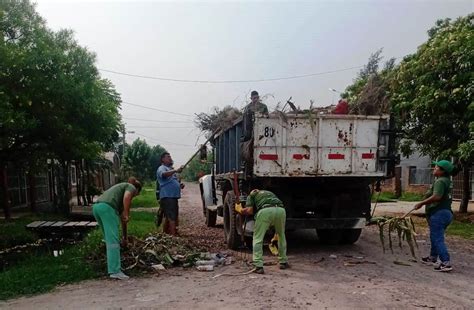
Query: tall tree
149,144,167,180
123,138,152,181
180,152,213,182
0,0,122,216
391,14,473,212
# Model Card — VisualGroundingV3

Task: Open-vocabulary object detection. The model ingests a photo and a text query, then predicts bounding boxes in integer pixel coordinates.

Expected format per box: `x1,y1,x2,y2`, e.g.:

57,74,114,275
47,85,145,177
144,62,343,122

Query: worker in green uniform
414,160,454,272
92,178,142,280
236,189,289,274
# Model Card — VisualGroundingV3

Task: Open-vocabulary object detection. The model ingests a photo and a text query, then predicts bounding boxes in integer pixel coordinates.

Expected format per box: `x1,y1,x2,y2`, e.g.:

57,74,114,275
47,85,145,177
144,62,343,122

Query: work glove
269,233,279,256
234,202,243,214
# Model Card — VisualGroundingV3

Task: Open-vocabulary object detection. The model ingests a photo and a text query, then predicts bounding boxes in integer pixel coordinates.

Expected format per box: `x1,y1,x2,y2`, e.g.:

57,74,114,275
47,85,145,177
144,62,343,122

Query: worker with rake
235,189,289,274
92,177,142,280
414,160,454,272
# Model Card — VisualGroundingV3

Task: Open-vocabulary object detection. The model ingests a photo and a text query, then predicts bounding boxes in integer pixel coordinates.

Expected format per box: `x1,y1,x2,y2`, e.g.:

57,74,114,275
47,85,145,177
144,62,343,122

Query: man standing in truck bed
242,90,268,141
236,189,289,274
241,91,268,175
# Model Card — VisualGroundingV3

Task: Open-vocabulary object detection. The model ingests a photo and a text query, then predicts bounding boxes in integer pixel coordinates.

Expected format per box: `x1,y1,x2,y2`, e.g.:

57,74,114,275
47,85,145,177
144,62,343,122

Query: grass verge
132,183,158,209
0,211,157,301
371,191,425,203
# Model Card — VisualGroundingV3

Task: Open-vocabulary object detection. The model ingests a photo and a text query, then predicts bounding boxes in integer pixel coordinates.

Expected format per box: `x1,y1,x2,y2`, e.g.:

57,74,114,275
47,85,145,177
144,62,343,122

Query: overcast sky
35,0,471,164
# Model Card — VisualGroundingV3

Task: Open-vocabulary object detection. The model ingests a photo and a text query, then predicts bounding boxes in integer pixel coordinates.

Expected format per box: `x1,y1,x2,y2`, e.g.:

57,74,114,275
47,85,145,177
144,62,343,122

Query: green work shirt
97,182,136,214
245,190,283,215
425,176,452,217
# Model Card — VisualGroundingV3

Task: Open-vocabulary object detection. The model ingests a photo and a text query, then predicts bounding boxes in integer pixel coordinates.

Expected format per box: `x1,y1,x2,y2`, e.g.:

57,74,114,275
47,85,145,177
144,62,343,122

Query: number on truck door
264,126,275,138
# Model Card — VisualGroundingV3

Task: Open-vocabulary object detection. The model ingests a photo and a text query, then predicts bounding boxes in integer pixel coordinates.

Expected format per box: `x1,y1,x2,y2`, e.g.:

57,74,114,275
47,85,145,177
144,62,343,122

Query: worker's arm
161,166,184,178
122,191,133,223
414,194,442,210
414,180,445,210
241,207,253,216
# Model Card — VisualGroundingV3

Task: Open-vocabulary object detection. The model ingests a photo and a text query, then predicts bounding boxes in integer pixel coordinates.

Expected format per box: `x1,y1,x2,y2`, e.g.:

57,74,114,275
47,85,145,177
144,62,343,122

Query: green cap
432,160,454,174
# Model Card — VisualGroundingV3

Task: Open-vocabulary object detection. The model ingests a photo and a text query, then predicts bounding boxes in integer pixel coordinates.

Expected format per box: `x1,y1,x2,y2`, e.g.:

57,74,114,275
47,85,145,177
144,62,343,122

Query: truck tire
205,208,217,227
316,229,343,245
223,192,241,250
341,229,362,244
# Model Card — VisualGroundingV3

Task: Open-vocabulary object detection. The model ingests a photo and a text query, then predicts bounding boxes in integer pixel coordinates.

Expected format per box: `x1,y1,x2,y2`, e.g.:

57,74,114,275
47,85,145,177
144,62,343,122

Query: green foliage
447,219,474,239
123,139,167,182
131,183,158,209
127,211,159,237
391,14,473,165
399,192,424,202
372,191,424,203
0,245,97,300
0,213,66,249
0,211,157,300
148,144,167,180
180,152,213,181
123,138,151,180
371,191,398,203
0,0,122,166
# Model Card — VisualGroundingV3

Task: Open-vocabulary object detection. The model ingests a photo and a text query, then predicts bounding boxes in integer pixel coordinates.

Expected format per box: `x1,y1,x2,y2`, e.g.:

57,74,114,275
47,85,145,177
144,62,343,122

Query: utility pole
121,129,135,164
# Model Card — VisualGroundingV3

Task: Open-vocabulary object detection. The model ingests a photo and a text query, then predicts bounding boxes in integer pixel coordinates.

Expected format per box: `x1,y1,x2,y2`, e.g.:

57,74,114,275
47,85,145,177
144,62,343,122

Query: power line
126,125,195,129
123,117,193,123
131,132,196,147
122,101,193,117
100,65,364,84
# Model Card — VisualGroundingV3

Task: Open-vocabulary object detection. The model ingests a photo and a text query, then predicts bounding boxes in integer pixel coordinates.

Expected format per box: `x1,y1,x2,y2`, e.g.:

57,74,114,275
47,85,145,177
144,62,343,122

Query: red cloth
332,99,349,114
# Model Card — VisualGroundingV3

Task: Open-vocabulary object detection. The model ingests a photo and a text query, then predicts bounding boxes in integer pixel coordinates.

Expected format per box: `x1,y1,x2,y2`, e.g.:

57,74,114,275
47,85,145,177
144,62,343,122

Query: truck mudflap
286,218,366,230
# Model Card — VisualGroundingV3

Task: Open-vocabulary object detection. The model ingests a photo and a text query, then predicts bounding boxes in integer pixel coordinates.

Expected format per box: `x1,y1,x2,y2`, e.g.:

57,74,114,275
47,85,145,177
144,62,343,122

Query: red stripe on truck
362,153,375,159
328,154,345,160
259,154,278,160
293,154,310,160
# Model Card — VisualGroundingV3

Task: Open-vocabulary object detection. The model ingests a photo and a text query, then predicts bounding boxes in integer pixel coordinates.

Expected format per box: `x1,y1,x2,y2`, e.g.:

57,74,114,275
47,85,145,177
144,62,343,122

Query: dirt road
3,182,474,309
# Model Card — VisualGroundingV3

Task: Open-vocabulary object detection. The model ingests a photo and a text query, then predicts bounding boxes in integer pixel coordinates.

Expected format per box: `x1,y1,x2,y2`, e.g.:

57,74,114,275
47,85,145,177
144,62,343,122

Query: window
409,166,433,185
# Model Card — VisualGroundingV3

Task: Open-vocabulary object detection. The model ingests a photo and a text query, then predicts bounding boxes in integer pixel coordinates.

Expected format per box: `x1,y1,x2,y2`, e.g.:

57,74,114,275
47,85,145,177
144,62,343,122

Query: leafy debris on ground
368,216,418,258
86,232,231,273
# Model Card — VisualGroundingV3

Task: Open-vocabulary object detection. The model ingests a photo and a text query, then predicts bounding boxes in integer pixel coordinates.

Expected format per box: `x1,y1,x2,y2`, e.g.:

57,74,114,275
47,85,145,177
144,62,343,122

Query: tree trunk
0,164,11,220
27,171,37,213
58,160,71,216
459,166,471,213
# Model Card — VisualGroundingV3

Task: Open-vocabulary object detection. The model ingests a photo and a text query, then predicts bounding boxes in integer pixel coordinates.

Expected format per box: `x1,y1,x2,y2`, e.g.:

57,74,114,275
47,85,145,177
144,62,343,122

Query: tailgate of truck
253,114,389,177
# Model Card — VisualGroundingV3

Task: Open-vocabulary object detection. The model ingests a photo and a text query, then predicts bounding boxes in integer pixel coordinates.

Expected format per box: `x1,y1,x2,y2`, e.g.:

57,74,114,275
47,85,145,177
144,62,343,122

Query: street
3,182,474,309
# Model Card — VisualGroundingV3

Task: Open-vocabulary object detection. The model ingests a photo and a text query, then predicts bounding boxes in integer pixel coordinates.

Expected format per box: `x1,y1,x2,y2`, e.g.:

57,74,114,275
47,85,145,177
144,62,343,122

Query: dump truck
199,112,398,249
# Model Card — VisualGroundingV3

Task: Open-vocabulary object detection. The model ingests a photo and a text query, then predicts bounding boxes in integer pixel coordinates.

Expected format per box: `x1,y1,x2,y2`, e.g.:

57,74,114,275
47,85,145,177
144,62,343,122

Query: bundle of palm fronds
368,215,418,258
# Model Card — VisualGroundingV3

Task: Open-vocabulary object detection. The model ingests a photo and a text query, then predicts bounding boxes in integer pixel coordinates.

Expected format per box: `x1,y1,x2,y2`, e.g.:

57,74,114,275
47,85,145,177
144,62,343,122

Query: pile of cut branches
122,234,204,271
368,216,418,258
87,233,205,272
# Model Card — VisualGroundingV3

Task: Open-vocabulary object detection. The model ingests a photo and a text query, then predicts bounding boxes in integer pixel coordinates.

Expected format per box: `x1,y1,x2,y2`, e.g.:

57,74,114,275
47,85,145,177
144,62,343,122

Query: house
382,151,473,201
3,152,120,213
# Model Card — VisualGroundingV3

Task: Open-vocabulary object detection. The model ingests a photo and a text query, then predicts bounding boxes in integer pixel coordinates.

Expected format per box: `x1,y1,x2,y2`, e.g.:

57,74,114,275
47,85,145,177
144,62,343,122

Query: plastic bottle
195,260,216,266
196,265,214,271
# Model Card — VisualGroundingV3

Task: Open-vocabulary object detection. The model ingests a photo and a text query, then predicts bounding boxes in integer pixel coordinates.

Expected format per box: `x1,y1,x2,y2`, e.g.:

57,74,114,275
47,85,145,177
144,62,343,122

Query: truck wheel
223,192,241,250
316,229,343,245
205,208,217,227
341,229,362,244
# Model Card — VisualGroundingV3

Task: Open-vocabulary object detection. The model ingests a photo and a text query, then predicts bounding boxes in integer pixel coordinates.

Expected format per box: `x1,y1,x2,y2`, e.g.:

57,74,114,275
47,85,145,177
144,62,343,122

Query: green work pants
92,202,121,274
253,206,288,268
